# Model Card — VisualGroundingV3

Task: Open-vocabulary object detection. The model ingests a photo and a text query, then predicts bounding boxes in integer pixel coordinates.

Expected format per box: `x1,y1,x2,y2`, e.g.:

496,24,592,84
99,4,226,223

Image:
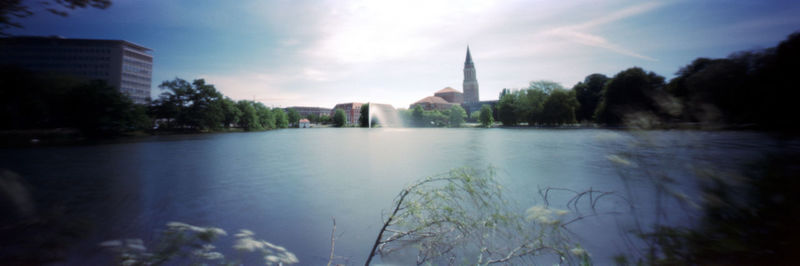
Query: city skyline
7,0,800,109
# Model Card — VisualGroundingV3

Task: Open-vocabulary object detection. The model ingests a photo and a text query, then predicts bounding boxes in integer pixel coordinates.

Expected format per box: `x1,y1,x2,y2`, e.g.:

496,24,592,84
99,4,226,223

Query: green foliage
369,167,590,265
479,104,494,127
101,222,298,265
495,81,574,126
422,109,448,127
469,110,481,122
448,105,466,127
220,97,241,128
662,33,800,128
610,132,800,265
1,0,112,34
528,80,563,95
594,67,666,125
332,109,346,127
573,74,609,122
497,89,518,126
0,67,149,136
152,78,226,131
318,114,331,124
516,87,548,125
541,88,579,125
150,78,294,132
286,108,300,127
412,105,424,126
274,108,288,128
236,101,262,131
359,103,370,127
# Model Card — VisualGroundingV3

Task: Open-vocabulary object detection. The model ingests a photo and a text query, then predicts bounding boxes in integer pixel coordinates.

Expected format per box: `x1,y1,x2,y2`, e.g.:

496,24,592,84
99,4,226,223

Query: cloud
542,2,663,61
199,72,304,107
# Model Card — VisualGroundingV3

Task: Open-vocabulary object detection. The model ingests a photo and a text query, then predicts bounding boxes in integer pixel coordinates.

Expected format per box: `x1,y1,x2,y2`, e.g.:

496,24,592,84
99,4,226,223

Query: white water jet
367,102,403,128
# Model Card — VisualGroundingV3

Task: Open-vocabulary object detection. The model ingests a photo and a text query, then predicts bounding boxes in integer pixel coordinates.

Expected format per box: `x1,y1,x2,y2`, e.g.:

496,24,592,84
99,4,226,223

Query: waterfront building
331,102,364,125
298,118,310,128
434,87,463,104
0,36,153,104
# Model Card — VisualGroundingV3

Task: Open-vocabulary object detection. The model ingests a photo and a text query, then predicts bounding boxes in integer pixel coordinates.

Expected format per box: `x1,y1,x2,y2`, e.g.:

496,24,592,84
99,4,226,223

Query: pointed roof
465,46,473,64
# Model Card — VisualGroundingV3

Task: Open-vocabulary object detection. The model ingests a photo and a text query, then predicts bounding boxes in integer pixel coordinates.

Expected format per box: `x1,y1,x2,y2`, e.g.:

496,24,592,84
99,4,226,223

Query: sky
8,0,800,109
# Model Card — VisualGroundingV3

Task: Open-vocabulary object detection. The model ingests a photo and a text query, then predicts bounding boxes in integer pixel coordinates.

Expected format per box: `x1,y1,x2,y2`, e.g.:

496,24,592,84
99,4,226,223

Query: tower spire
463,46,479,103
465,45,473,65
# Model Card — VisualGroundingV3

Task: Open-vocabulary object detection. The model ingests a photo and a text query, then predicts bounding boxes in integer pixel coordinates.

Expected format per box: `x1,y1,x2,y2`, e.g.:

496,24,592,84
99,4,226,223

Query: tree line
148,78,292,131
2,31,798,137
499,31,799,129
0,73,318,137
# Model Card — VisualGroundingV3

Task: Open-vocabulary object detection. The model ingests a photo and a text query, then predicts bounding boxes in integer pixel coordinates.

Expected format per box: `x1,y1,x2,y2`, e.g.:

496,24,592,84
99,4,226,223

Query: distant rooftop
435,87,460,94
414,96,450,104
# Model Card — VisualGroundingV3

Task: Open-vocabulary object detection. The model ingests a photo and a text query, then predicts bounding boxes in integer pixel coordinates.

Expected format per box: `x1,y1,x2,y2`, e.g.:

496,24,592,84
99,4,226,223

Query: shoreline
1,124,794,148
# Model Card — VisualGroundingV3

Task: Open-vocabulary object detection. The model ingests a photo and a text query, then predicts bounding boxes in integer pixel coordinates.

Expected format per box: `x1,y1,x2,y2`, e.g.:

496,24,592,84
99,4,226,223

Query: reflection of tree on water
0,169,98,264
4,142,797,265
601,129,800,265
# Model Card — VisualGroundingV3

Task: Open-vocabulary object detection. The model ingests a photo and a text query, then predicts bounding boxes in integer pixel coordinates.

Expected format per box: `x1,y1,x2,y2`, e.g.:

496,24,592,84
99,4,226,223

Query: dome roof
414,96,450,104
435,87,460,94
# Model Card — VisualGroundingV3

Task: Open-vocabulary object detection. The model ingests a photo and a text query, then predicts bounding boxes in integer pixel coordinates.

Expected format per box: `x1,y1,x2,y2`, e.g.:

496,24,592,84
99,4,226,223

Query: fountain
367,102,403,128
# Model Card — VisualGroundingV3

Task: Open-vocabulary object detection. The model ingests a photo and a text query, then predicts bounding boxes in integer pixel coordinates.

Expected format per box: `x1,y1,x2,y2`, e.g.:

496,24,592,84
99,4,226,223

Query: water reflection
0,128,793,264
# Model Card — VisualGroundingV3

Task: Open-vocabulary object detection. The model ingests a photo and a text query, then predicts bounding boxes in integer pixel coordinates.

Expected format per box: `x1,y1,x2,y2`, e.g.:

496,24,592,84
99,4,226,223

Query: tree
153,78,225,131
186,79,224,131
1,0,112,35
252,103,271,129
220,97,241,128
469,111,481,122
573,74,609,122
479,104,494,127
274,108,289,128
236,101,261,131
305,113,320,124
448,105,466,127
594,67,666,125
423,110,447,127
411,105,424,127
359,103,370,127
286,108,300,127
517,88,548,125
318,114,331,124
63,80,149,135
541,88,579,125
496,91,518,126
528,80,563,95
332,109,346,127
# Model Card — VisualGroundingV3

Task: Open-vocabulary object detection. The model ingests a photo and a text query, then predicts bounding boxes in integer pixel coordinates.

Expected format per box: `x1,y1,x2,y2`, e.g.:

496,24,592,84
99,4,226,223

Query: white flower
606,155,637,167
570,247,587,256
525,205,568,225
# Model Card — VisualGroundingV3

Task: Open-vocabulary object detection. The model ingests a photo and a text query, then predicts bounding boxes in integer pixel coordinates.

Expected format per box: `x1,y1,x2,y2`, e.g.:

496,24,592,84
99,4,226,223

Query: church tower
463,46,479,103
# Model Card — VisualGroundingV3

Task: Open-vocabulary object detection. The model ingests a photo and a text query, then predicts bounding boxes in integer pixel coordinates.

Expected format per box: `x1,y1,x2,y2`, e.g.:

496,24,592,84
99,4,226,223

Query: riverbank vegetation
495,32,799,130
1,32,798,141
96,167,598,265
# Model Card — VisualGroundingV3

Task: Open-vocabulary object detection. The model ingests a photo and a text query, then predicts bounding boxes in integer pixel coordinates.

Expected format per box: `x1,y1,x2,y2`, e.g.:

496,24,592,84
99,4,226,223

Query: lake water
0,128,792,265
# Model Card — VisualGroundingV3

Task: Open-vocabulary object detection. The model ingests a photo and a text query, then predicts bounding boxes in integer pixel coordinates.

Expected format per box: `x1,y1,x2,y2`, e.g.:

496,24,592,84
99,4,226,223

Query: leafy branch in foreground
367,167,603,265
100,222,298,265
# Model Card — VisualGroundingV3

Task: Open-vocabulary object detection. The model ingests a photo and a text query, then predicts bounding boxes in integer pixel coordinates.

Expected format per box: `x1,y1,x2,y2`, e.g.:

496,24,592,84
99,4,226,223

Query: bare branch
327,217,336,266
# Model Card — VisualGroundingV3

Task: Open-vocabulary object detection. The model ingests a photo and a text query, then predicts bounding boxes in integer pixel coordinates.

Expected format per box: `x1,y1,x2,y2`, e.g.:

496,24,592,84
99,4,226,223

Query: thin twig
327,216,336,266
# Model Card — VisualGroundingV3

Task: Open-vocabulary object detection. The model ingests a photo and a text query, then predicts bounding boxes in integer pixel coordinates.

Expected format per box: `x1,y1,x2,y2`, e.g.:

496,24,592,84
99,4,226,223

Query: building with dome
410,47,496,114
410,94,458,111
434,87,463,103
